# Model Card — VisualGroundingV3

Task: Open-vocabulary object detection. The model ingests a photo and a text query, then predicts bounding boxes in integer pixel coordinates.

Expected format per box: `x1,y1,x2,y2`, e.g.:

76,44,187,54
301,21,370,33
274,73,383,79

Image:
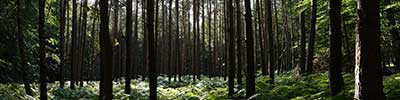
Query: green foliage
3,72,400,99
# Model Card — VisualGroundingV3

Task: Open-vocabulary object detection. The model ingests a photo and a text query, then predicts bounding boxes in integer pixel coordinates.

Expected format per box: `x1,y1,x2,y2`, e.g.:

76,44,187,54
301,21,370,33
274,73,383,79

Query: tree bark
235,0,243,88
38,0,47,99
99,0,113,99
125,0,132,94
227,0,236,96
17,0,33,95
245,0,255,98
299,10,306,74
71,0,78,89
147,0,157,99
328,0,345,95
265,0,274,83
306,0,317,73
354,0,383,99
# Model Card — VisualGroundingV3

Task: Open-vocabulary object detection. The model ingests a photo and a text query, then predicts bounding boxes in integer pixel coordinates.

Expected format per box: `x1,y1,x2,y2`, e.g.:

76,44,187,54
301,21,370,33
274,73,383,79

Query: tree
147,0,157,99
244,0,255,98
59,0,67,88
299,10,306,74
306,0,317,73
99,0,113,99
71,0,78,89
168,0,172,81
265,0,274,83
38,0,47,99
235,0,243,88
16,0,33,95
175,0,181,81
125,0,133,94
227,0,236,96
256,0,266,76
354,0,383,99
328,0,344,95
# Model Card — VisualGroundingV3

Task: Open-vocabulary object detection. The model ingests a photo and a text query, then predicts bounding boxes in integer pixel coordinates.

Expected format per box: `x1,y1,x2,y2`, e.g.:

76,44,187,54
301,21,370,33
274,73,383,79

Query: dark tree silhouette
99,0,113,99
265,0,274,84
147,0,157,99
328,0,344,95
38,0,47,99
245,0,255,98
235,0,243,88
125,0,133,94
17,0,33,95
354,0,383,99
299,10,306,74
227,0,236,96
306,0,317,73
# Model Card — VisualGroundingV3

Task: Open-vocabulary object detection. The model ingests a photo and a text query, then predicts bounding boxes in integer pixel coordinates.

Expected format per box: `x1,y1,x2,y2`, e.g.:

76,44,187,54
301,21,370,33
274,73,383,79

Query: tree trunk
133,0,139,79
265,0,274,83
235,0,243,88
354,0,383,99
125,0,132,94
168,0,173,81
175,0,181,81
99,0,113,99
227,0,236,96
299,10,306,74
71,0,78,89
306,0,317,73
17,0,33,95
245,0,255,98
38,0,47,99
256,0,266,76
147,0,157,99
328,0,345,95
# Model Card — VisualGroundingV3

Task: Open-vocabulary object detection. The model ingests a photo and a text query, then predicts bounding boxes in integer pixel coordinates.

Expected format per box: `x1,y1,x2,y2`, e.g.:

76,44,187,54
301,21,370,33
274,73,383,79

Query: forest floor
1,71,400,100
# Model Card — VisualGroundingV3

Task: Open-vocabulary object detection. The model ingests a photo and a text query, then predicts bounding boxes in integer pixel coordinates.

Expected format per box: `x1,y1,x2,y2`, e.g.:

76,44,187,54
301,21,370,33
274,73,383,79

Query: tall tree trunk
192,0,197,82
256,0,266,76
99,0,113,99
244,0,255,98
227,0,236,96
17,0,33,95
265,0,274,83
299,10,306,74
175,0,181,81
354,0,383,99
71,0,78,89
38,0,47,99
59,0,67,88
328,0,344,95
147,0,157,99
235,0,243,88
168,0,172,81
125,0,132,94
306,0,317,74
133,0,139,79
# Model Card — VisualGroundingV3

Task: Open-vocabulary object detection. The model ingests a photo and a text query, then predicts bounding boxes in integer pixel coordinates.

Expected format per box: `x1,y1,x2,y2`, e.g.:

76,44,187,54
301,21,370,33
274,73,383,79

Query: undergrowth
1,72,400,100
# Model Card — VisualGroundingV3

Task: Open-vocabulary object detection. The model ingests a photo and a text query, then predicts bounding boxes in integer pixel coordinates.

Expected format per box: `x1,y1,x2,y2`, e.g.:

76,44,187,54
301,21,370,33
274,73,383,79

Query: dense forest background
0,0,399,99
